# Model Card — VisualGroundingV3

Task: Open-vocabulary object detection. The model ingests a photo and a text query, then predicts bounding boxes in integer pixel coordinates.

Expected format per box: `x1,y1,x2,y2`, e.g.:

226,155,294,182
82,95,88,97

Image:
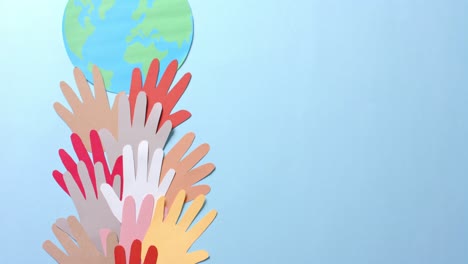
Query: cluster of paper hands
43,59,217,264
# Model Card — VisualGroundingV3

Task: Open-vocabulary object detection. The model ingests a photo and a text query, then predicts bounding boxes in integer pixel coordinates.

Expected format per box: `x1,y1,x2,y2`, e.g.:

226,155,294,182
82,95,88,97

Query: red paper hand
53,130,123,198
115,240,158,264
129,59,192,130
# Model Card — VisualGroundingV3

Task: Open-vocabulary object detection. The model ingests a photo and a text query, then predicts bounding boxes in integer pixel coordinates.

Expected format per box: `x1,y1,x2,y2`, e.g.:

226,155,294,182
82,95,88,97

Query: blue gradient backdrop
1,0,468,263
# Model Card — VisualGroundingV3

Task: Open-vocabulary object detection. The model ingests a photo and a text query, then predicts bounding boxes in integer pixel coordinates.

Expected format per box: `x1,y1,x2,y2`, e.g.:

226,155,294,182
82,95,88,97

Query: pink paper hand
119,195,155,260
53,130,123,197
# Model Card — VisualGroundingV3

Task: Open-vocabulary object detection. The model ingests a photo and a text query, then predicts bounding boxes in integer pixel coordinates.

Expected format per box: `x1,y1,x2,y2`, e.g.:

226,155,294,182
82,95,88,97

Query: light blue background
1,0,468,263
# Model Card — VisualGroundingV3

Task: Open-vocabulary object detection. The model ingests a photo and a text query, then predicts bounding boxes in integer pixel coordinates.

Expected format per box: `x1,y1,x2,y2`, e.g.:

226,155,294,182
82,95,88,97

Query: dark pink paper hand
53,130,123,197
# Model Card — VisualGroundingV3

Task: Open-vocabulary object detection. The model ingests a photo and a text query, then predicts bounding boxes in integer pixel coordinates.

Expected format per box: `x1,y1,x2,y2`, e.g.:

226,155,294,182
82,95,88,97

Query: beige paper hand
99,91,172,169
161,132,215,207
142,190,217,264
43,216,118,264
54,65,123,150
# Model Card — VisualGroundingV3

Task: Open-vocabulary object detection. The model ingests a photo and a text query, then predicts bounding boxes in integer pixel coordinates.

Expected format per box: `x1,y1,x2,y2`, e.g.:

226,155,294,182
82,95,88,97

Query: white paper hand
100,140,175,222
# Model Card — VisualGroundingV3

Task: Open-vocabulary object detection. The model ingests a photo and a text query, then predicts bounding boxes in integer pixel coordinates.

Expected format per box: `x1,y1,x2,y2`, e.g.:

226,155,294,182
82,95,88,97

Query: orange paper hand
161,132,215,207
54,66,122,150
43,216,118,264
142,191,217,264
129,59,191,130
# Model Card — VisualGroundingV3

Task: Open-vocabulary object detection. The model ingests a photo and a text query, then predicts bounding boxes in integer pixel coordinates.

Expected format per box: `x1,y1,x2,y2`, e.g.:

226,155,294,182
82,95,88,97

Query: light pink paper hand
119,195,155,260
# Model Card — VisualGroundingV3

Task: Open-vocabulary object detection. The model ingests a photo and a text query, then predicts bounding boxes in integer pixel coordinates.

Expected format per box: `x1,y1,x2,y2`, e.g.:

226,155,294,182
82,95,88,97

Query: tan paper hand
142,190,217,264
43,216,118,264
54,65,122,150
161,132,215,207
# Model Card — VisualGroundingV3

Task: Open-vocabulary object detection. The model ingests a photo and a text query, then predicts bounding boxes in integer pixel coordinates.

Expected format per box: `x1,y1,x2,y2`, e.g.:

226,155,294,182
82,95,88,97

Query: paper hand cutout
53,130,123,197
129,59,192,130
59,161,121,252
101,141,175,222
142,190,217,264
115,240,158,264
161,132,215,207
43,216,118,264
119,195,154,257
99,92,172,170
54,65,122,151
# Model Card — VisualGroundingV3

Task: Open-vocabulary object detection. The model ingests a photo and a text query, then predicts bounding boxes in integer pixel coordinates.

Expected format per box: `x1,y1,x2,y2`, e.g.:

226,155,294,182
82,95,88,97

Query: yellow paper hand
142,190,217,264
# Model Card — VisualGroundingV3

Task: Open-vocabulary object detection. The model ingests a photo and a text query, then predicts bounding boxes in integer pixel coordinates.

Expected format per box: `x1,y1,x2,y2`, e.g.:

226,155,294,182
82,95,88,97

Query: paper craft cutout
99,92,172,170
161,132,215,207
62,0,194,94
53,130,123,197
115,240,159,264
54,65,123,151
119,196,155,261
47,2,220,261
142,190,217,263
101,141,175,222
59,161,121,252
43,216,118,263
129,59,192,130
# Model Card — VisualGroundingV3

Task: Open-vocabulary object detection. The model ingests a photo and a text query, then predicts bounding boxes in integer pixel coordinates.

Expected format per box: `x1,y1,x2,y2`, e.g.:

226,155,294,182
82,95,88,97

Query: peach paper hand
161,132,215,207
43,216,118,264
54,65,122,150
